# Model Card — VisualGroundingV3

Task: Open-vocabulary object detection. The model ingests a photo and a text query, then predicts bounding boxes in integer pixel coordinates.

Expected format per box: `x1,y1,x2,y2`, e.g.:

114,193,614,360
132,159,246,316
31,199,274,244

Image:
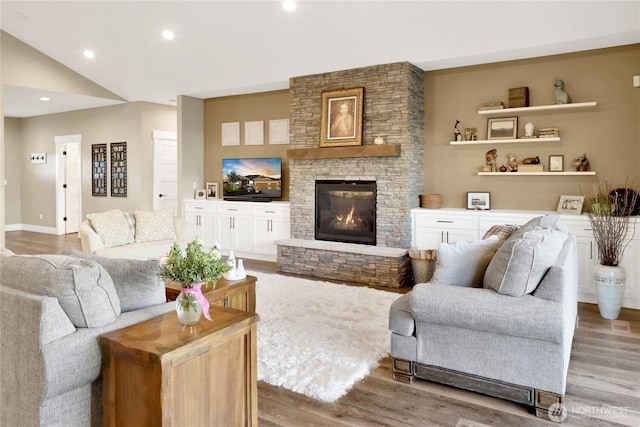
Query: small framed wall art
467,192,491,210
320,87,364,147
206,182,219,199
557,195,584,215
549,155,564,172
487,117,518,140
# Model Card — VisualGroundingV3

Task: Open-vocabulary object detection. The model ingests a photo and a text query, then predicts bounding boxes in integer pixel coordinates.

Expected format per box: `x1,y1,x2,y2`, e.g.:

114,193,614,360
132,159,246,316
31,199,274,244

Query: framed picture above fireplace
320,87,364,147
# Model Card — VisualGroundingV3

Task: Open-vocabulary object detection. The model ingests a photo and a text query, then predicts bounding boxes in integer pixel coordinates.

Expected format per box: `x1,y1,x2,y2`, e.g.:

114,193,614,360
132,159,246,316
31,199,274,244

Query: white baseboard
6,224,59,234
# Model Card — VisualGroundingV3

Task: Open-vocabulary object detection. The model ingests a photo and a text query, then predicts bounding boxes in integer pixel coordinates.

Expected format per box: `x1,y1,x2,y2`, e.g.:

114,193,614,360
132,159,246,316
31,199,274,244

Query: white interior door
153,131,178,213
55,135,82,235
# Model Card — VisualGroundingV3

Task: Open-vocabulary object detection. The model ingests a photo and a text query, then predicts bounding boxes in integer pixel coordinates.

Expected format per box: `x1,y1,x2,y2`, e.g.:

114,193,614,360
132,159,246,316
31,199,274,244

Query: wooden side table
99,306,259,427
165,275,257,313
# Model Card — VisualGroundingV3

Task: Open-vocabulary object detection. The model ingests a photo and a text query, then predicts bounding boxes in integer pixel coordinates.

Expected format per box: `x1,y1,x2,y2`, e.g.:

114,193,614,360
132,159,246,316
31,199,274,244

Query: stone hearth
278,62,425,287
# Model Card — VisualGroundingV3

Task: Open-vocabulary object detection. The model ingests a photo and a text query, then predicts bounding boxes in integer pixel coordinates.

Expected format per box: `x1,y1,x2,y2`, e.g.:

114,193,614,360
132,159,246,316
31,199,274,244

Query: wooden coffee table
165,275,256,313
100,306,258,426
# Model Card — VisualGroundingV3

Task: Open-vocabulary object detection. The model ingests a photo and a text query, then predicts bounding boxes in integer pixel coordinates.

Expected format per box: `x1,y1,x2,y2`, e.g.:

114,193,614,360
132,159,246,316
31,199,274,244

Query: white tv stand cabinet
411,208,639,309
183,199,290,262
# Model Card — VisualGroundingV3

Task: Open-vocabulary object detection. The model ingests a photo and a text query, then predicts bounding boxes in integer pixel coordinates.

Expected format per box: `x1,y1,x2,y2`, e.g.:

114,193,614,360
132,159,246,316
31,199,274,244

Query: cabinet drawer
184,204,217,214
252,205,290,217
561,220,593,237
414,214,477,230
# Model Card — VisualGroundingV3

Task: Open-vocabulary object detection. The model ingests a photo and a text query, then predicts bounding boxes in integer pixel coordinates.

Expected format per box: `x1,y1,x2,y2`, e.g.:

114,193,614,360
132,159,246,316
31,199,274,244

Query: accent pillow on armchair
431,235,499,287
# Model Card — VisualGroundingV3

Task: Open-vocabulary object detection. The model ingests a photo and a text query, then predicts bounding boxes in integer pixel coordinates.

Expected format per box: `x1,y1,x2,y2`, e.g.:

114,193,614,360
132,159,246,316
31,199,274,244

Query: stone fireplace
277,62,425,287
315,180,376,245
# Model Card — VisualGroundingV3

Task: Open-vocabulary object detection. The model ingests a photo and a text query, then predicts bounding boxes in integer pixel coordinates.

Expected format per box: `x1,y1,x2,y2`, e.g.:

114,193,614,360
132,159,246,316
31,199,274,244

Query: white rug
250,270,400,403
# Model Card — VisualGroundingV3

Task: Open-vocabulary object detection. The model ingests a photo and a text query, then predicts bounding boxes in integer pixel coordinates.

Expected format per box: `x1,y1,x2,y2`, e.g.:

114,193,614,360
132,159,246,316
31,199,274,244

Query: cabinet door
575,235,596,303
233,215,253,252
620,239,639,303
184,211,204,240
253,216,290,255
414,228,444,249
216,214,235,250
199,213,218,246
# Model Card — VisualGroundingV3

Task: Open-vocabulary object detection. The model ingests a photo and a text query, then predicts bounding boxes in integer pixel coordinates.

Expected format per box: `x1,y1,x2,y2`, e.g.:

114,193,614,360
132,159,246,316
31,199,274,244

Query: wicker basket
420,194,442,209
411,259,436,284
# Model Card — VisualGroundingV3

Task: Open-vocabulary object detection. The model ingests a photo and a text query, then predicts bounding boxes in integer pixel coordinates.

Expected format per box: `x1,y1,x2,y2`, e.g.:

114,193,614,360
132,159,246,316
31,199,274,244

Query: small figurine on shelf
485,149,497,172
499,165,508,172
464,127,477,141
454,120,462,141
507,154,518,172
554,79,570,104
524,122,535,138
572,154,590,171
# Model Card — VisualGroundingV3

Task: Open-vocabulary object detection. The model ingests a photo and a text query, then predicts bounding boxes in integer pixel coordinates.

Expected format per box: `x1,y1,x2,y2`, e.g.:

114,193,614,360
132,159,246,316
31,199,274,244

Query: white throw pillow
86,209,134,248
484,227,568,296
431,235,499,287
134,209,177,243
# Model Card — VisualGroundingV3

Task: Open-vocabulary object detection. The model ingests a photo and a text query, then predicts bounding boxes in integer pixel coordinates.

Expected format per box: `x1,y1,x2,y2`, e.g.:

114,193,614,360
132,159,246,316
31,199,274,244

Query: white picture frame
195,188,206,200
206,182,219,199
557,195,584,214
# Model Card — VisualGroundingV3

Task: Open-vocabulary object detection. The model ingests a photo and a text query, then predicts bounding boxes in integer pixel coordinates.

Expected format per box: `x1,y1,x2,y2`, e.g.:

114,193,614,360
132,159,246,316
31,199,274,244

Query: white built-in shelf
450,137,560,145
478,101,597,116
478,171,597,176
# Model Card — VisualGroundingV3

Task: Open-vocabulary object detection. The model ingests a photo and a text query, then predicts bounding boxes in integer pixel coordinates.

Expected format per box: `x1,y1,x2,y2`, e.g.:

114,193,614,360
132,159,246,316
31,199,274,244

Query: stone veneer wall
288,62,425,248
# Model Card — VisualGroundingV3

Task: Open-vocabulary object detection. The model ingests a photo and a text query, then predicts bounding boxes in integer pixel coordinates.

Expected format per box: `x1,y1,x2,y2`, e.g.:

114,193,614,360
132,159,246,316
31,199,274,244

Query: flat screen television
222,157,282,201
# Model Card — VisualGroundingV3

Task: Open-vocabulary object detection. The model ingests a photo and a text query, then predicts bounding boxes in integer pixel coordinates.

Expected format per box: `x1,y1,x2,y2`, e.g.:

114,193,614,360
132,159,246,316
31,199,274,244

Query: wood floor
4,231,640,427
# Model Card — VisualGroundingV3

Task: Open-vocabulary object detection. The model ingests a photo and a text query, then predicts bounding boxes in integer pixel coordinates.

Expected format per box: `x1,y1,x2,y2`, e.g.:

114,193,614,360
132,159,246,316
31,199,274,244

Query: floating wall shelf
478,101,597,116
478,171,597,176
450,137,560,145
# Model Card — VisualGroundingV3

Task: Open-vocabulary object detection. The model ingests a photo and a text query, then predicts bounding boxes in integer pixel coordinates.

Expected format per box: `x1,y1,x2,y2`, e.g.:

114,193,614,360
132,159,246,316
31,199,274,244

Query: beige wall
203,90,290,200
424,44,640,210
178,96,204,204
6,102,176,228
1,31,123,101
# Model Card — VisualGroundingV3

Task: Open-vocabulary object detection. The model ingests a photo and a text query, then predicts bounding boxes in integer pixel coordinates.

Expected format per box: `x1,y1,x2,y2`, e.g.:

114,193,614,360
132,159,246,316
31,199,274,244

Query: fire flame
336,204,359,227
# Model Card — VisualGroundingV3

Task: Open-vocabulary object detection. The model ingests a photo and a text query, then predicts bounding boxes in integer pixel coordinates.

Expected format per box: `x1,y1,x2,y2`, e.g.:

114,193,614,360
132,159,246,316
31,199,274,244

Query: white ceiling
2,0,639,118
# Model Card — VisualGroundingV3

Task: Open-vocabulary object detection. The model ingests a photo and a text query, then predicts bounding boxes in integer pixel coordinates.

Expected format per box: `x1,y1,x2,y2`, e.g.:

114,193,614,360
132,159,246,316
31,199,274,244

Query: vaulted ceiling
2,1,639,117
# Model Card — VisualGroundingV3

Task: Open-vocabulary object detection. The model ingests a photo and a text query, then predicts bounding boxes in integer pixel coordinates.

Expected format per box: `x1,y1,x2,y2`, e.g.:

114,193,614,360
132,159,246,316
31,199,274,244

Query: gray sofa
0,249,174,427
389,216,578,420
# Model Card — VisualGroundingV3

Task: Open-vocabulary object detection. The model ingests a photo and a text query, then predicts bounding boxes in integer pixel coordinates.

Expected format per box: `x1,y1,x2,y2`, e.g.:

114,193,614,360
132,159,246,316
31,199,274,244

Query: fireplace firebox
315,180,376,245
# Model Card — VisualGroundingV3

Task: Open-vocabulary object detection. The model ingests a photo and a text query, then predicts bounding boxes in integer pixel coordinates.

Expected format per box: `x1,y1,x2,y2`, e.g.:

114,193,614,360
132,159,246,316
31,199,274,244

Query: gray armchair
389,216,578,420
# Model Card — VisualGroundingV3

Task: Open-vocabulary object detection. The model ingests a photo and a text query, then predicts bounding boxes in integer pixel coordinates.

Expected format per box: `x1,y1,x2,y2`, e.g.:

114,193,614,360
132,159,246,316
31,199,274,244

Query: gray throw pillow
483,227,568,296
62,247,166,312
0,254,121,327
431,235,499,287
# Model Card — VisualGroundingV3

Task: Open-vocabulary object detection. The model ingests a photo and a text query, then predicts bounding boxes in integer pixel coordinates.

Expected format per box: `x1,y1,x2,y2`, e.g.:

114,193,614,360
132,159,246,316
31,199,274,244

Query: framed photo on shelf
195,189,206,200
206,182,219,199
487,117,518,140
557,195,584,215
467,192,491,210
549,155,564,172
320,87,364,147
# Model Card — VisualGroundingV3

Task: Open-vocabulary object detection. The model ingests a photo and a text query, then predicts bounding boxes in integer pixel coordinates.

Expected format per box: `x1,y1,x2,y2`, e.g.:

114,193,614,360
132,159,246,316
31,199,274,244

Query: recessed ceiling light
83,50,95,59
282,1,296,12
162,30,175,40
40,97,50,102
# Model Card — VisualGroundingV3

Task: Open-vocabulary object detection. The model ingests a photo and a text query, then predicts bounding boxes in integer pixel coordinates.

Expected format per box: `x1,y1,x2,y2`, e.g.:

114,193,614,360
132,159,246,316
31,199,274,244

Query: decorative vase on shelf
175,287,204,325
594,265,626,320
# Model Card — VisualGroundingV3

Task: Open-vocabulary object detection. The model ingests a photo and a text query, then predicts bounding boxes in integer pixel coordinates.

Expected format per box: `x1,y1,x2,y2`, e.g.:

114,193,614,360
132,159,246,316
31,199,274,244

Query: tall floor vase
594,264,626,320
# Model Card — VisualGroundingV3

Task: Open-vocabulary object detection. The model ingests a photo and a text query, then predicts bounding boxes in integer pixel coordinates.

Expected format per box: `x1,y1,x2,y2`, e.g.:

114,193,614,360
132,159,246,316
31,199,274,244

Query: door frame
54,134,82,235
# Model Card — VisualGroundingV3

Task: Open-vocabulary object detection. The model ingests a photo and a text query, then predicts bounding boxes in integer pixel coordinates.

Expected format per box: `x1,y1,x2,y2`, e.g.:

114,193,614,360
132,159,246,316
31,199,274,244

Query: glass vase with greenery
158,238,231,321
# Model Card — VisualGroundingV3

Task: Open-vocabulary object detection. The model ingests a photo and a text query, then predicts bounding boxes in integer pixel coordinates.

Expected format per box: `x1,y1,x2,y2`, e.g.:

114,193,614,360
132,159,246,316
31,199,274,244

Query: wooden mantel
287,144,401,160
